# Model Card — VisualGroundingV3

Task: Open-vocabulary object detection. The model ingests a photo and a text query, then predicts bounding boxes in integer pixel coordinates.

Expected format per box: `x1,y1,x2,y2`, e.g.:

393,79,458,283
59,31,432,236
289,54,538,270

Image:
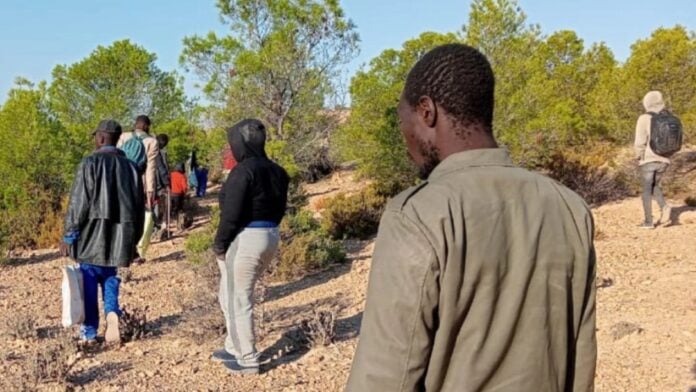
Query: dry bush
119,306,149,342
321,186,386,240
118,268,133,284
298,310,337,348
686,197,696,207
27,329,81,388
1,312,37,340
546,153,632,206
35,199,68,249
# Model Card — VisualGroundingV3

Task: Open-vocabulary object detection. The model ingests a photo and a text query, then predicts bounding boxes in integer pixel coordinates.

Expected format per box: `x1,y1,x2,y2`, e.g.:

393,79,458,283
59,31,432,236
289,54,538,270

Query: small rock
610,321,643,341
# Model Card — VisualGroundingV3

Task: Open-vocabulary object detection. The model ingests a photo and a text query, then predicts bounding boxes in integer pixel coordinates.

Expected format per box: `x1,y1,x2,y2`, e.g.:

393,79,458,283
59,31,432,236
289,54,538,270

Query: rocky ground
1,171,695,391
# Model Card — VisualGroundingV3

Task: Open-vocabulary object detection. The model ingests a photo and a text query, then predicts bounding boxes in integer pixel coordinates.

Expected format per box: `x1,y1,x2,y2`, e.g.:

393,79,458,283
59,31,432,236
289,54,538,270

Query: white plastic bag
61,264,84,327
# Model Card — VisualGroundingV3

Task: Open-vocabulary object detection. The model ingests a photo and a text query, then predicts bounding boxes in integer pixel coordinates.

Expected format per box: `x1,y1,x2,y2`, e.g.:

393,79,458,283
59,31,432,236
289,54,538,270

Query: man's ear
416,96,437,128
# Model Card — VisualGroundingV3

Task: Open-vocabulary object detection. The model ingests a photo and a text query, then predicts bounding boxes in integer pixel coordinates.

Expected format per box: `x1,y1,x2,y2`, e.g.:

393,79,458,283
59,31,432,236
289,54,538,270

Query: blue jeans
79,263,121,339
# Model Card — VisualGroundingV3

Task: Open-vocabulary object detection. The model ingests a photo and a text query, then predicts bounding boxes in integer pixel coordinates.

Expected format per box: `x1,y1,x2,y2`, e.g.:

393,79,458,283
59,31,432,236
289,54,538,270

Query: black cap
93,119,122,135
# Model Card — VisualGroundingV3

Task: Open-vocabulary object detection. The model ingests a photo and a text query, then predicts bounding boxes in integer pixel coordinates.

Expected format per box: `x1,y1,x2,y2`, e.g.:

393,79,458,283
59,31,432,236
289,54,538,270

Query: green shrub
275,232,345,281
184,230,214,266
209,204,221,230
281,209,320,238
286,180,309,215
321,187,387,240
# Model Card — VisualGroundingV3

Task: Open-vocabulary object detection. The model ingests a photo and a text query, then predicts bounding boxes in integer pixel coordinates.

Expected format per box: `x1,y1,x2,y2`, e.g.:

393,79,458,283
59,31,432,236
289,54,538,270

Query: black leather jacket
63,146,145,267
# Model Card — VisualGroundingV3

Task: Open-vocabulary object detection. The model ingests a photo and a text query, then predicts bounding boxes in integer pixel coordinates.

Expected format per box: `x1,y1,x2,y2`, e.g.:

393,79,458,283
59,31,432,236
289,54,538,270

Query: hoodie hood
643,91,665,113
227,119,268,162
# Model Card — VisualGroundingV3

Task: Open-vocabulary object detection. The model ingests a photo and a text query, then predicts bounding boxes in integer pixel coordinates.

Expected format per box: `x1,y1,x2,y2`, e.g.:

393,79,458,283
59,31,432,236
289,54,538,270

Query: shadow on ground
265,239,373,303
148,313,184,336
3,251,61,268
265,263,353,303
666,205,696,226
150,250,185,264
260,311,363,373
69,361,133,386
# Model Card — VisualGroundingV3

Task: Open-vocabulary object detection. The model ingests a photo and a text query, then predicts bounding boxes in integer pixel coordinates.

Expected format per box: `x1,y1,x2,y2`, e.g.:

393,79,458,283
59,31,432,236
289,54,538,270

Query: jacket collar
428,148,514,181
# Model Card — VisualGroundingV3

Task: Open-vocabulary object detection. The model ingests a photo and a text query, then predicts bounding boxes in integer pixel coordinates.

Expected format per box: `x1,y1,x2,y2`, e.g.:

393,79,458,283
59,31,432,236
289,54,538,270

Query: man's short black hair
404,43,495,131
135,115,151,126
156,134,169,148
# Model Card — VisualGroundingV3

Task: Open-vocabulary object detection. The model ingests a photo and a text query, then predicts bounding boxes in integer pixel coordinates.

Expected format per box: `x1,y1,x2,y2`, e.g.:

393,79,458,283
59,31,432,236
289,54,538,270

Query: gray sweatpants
217,228,280,359
640,162,669,224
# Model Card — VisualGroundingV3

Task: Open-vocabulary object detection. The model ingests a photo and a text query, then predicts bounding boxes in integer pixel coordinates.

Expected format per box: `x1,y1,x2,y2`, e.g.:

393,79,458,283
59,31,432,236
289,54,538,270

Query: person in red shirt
170,163,188,220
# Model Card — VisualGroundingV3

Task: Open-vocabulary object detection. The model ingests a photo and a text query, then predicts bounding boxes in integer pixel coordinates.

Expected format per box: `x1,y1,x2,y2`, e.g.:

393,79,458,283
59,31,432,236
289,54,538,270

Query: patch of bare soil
1,176,695,391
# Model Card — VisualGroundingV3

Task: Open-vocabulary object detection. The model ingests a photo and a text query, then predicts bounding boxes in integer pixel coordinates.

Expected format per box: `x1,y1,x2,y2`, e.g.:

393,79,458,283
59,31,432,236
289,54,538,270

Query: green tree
517,32,618,165
0,79,71,250
463,0,542,161
613,26,696,140
336,32,458,190
181,0,359,139
49,39,186,152
181,0,359,179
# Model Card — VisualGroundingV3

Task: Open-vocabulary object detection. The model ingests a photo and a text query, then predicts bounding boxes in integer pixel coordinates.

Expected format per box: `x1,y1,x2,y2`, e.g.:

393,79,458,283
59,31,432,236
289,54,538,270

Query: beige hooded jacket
634,91,671,166
347,148,597,392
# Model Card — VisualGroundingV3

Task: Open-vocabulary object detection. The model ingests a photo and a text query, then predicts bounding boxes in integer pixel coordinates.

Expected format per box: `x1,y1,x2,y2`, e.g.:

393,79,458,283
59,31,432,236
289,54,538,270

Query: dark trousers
171,193,185,217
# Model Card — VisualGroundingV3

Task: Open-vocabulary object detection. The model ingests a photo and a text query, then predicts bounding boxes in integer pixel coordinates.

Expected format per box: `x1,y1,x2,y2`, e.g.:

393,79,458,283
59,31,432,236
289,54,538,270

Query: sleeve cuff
63,231,80,245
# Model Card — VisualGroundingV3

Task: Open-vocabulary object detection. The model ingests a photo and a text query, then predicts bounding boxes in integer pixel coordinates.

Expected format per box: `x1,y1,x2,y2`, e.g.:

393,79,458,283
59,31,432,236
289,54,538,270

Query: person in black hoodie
212,119,289,374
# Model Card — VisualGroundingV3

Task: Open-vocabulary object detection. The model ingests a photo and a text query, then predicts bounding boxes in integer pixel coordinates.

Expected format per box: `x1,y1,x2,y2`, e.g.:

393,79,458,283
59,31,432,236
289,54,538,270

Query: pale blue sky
0,0,694,103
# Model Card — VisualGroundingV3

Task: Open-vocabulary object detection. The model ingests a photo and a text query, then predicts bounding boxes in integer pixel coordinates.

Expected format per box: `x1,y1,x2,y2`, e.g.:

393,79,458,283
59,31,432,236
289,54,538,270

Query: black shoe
211,348,236,362
223,355,260,375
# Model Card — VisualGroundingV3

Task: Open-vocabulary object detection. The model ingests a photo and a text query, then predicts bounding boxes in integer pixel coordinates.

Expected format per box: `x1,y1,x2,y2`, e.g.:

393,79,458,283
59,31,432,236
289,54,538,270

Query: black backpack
648,110,683,157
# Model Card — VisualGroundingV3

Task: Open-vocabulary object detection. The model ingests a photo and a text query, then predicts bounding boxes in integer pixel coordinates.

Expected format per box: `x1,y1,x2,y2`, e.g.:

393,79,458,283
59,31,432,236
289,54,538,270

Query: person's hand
59,242,70,258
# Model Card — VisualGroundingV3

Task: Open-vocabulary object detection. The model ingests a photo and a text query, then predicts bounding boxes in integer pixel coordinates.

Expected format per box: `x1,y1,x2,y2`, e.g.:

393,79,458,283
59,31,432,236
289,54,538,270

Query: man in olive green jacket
347,44,596,392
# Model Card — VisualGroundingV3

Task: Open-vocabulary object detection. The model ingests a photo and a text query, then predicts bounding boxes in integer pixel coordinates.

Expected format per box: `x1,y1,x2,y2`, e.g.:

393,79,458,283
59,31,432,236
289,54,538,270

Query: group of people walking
59,115,209,342
60,43,682,389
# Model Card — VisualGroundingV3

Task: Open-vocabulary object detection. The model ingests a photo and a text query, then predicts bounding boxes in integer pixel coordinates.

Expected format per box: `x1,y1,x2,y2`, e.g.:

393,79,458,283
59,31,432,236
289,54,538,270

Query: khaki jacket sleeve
346,210,439,392
573,243,597,391
144,137,159,193
634,115,650,160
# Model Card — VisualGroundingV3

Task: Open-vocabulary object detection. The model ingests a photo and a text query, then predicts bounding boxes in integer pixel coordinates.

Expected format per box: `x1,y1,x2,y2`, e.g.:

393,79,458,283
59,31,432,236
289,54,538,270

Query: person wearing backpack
117,115,160,261
60,119,145,343
634,91,683,229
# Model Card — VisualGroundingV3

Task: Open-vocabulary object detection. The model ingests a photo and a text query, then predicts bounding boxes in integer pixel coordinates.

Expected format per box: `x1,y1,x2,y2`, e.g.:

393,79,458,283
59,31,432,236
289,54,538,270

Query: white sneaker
658,205,672,226
105,312,121,344
224,352,260,374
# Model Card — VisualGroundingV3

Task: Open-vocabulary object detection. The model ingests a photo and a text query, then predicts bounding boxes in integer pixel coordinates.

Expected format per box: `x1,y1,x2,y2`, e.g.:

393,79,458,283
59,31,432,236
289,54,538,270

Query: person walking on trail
117,115,159,262
346,44,597,392
195,166,209,197
153,134,171,238
212,119,290,375
634,91,681,229
60,119,145,344
170,163,188,225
